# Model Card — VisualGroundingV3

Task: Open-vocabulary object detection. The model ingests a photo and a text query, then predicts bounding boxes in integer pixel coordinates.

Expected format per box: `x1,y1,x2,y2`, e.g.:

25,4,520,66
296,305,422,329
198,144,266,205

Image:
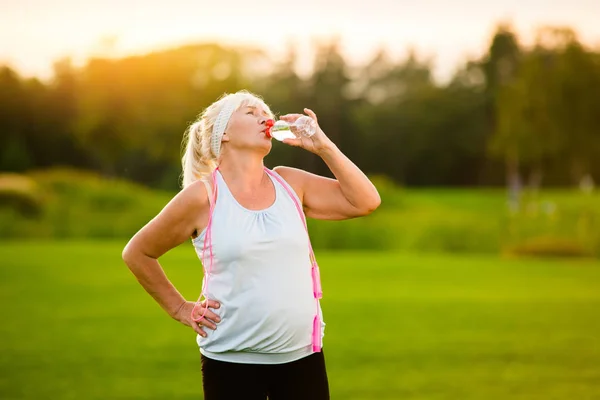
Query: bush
0,168,173,239
0,173,43,217
308,212,396,251
504,236,592,258
2,168,599,259
408,217,501,254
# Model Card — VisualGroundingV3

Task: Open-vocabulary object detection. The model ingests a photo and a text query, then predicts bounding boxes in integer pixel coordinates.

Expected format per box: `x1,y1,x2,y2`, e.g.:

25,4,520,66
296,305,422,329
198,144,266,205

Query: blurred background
1,0,600,399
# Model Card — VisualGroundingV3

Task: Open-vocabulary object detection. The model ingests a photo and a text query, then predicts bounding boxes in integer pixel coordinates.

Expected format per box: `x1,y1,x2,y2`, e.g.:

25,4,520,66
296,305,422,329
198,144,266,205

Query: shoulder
272,166,308,185
272,166,308,202
166,179,210,217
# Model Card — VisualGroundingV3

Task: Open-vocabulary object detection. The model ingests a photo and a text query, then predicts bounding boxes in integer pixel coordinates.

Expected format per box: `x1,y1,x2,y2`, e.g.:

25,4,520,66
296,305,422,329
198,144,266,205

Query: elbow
364,181,382,213
122,239,157,272
122,241,137,269
366,195,382,215
372,193,382,212
357,191,381,217
122,245,131,266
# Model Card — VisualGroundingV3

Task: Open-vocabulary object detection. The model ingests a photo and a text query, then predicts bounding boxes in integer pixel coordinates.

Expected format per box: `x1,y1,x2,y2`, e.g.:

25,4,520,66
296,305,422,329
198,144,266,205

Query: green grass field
1,241,599,399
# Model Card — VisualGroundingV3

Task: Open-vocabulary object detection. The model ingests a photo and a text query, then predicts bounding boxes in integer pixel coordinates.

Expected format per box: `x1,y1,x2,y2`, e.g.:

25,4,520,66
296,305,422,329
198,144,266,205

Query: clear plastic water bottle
266,116,317,141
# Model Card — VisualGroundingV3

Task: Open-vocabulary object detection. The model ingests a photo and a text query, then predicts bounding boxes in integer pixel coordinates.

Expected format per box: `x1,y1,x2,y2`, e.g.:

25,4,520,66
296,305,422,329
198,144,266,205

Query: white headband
211,99,238,158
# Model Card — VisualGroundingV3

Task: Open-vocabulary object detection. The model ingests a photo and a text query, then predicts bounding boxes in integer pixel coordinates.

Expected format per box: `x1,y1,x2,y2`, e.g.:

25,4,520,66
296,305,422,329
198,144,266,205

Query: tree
0,67,32,171
481,23,523,203
73,44,259,186
547,28,600,184
306,38,353,177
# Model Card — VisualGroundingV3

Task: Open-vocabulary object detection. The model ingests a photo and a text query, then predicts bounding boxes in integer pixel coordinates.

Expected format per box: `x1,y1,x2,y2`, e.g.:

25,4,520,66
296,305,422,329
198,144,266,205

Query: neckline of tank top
216,169,280,214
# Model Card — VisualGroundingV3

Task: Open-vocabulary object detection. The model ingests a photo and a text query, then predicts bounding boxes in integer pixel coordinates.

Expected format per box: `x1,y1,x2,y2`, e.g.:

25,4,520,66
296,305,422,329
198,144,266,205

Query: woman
122,90,380,399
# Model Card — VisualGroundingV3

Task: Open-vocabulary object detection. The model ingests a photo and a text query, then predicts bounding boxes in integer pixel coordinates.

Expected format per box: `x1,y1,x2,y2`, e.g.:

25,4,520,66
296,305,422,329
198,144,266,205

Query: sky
1,0,600,82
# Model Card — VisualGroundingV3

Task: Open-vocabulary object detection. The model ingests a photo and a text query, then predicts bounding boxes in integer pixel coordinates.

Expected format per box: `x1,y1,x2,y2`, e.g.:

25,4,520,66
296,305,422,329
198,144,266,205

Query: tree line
1,24,599,190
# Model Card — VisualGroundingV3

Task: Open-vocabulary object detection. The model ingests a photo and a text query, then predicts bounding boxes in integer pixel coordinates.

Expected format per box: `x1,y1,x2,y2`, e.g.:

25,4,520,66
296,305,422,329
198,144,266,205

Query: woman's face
221,103,273,155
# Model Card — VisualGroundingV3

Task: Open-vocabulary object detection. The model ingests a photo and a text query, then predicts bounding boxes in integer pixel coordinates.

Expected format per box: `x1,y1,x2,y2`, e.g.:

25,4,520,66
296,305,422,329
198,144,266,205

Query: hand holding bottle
267,108,334,155
267,115,317,140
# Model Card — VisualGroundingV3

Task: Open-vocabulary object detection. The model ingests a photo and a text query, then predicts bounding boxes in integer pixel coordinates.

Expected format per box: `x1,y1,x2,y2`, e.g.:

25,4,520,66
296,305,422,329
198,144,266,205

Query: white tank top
191,168,325,364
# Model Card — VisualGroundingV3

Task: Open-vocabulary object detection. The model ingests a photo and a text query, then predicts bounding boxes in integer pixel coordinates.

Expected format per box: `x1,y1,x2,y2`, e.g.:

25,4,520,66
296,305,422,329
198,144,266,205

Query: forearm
123,253,186,318
317,142,381,211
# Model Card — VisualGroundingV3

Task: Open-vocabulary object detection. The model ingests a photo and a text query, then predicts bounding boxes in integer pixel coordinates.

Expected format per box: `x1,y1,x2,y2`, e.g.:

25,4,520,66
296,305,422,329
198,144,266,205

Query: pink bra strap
191,169,218,323
265,168,323,352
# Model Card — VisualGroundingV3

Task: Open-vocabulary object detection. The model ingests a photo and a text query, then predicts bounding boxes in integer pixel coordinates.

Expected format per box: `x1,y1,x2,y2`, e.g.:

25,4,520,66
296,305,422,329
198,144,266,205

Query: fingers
201,299,220,310
282,138,302,147
304,108,318,122
196,315,218,330
195,300,221,326
279,113,302,122
193,322,207,337
191,300,221,336
203,309,221,324
280,109,318,123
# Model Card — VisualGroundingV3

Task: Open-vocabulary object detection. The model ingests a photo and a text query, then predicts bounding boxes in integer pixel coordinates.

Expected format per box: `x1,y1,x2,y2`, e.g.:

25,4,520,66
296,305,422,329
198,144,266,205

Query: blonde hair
180,90,274,188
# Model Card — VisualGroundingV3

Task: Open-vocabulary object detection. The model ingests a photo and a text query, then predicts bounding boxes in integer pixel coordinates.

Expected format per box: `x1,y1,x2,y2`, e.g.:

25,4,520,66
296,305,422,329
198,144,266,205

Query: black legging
201,351,330,400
